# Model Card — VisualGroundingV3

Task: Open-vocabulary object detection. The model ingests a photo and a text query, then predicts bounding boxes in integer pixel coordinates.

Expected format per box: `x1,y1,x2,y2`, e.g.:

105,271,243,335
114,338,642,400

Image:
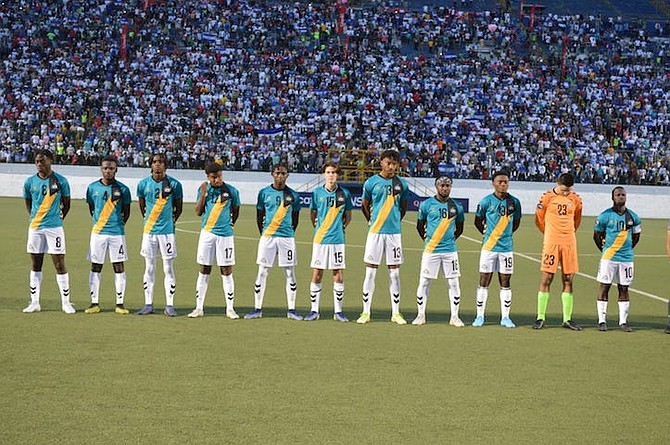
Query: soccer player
412,176,465,326
84,155,132,315
244,163,302,320
22,149,75,314
304,161,353,322
357,149,410,325
472,170,522,328
533,172,583,330
136,153,183,316
188,162,241,319
593,187,641,332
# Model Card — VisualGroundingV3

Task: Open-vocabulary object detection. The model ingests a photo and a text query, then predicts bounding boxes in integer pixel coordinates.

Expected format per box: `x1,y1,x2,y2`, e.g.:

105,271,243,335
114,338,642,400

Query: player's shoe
500,317,516,328
244,309,262,319
356,312,370,324
532,319,545,330
85,304,101,314
115,305,130,315
598,322,608,332
303,311,320,321
333,312,349,322
62,302,76,314
187,308,204,318
22,302,41,313
471,315,484,327
562,320,582,331
287,309,303,321
164,305,178,317
226,309,240,319
412,314,426,325
390,313,407,325
137,304,154,315
619,323,632,332
449,316,465,327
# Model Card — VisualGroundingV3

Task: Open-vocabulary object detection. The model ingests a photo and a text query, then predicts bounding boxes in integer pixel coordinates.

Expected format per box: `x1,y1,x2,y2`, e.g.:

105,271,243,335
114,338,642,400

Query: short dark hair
321,161,341,174
379,149,400,163
35,149,54,161
101,155,118,166
151,153,168,165
272,162,290,173
491,169,510,182
205,162,222,175
611,186,625,199
557,173,575,187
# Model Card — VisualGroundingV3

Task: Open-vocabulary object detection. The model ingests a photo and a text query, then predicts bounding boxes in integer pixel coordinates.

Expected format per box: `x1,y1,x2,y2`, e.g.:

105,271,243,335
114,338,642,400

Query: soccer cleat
244,309,262,319
303,311,320,321
164,305,178,317
187,308,204,318
287,309,303,321
598,322,608,332
137,304,155,315
356,312,371,324
562,320,582,331
619,323,632,333
500,317,516,328
85,304,101,314
449,316,465,327
472,315,485,327
115,305,130,315
62,302,76,314
22,302,41,313
412,314,426,325
532,319,545,330
391,313,407,325
333,312,349,322
226,309,240,319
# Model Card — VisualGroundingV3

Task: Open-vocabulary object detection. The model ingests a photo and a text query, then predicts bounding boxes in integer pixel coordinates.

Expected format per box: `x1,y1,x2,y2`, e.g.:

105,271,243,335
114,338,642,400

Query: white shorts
310,243,346,270
596,259,634,286
27,227,66,255
87,233,128,263
478,250,514,274
420,252,461,280
197,230,235,266
140,233,177,259
364,233,403,266
256,236,297,267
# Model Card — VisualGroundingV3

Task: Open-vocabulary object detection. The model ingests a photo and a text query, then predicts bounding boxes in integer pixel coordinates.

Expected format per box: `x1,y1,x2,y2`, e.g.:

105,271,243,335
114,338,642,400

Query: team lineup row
23,149,668,333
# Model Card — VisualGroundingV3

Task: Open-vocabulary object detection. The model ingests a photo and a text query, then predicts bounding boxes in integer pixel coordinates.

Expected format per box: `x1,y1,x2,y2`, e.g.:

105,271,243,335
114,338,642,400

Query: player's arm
416,217,427,241
343,209,352,230
361,198,372,223
535,195,547,233
512,199,522,232
121,203,130,224
573,198,582,231
593,230,605,251
231,205,239,226
454,219,464,240
195,182,208,217
310,208,317,228
399,197,407,220
291,210,299,231
256,209,265,235
61,196,70,219
474,215,485,235
138,197,147,218
632,232,640,249
24,197,32,215
173,199,183,223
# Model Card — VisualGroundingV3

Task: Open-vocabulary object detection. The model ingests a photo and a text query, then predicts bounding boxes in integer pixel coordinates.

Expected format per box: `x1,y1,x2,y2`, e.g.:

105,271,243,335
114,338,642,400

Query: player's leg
359,233,382,323
159,234,178,316
535,245,558,329
246,237,274,318
191,230,215,317
385,234,404,324
498,252,515,327
595,258,613,330
474,250,495,326
278,238,301,320
616,262,634,332
443,253,464,327
86,234,104,313
560,244,581,330
332,269,347,322
47,227,74,314
139,234,157,314
112,261,128,314
306,267,323,321
216,235,238,319
24,249,44,312
413,253,436,325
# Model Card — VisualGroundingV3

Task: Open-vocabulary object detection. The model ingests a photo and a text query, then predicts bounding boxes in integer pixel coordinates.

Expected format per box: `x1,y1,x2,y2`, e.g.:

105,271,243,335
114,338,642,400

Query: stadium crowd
1,0,669,185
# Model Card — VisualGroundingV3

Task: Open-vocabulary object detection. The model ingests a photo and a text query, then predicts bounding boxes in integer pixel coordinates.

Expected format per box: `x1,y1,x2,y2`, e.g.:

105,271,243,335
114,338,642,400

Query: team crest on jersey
283,189,294,206
49,176,61,196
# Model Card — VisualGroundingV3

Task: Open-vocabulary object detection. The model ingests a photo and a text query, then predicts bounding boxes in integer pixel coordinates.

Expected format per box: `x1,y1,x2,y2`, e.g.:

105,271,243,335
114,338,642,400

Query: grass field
1,196,668,444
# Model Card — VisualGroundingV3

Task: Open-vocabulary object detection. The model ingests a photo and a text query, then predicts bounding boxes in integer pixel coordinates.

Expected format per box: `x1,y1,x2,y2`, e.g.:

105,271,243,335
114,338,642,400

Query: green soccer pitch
1,196,668,444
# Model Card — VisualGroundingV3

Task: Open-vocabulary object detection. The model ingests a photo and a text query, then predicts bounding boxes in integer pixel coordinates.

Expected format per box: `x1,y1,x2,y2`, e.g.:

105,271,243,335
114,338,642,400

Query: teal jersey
310,185,353,245
256,185,300,238
136,175,183,235
363,174,409,234
198,182,240,237
475,193,522,252
594,207,641,262
418,197,465,254
86,179,132,235
23,172,70,229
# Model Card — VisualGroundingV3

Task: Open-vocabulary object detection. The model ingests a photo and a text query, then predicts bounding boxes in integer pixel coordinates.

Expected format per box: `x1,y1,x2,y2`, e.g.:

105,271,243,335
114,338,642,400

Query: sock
89,271,101,304
114,272,126,305
597,300,608,324
333,282,344,313
416,276,430,316
500,287,512,319
195,272,210,310
29,270,42,304
56,273,71,304
143,258,155,305
254,266,269,309
537,291,549,320
310,282,321,313
163,258,176,306
285,267,297,310
561,292,574,323
389,268,401,316
475,286,489,318
447,277,461,318
222,274,235,310
618,301,630,325
362,267,377,314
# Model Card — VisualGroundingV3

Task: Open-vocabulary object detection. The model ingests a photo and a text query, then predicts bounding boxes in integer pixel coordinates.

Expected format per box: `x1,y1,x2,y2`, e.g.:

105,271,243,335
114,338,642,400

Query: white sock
416,276,431,316
597,300,608,324
500,287,512,319
143,258,155,305
29,270,42,304
195,272,210,310
310,282,321,313
389,268,401,316
285,267,297,310
447,277,461,318
56,273,71,304
254,266,269,309
114,272,126,305
362,267,377,314
476,286,488,318
618,301,630,325
163,258,176,306
222,274,235,310
333,282,344,313
89,271,101,304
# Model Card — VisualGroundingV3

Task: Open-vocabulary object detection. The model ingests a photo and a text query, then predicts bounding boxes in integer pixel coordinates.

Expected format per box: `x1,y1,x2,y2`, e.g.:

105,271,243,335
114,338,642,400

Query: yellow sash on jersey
92,197,119,234
263,204,289,237
602,230,628,260
369,194,396,234
204,197,228,232
424,216,454,254
313,204,342,244
482,215,510,251
143,198,167,234
30,193,57,230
